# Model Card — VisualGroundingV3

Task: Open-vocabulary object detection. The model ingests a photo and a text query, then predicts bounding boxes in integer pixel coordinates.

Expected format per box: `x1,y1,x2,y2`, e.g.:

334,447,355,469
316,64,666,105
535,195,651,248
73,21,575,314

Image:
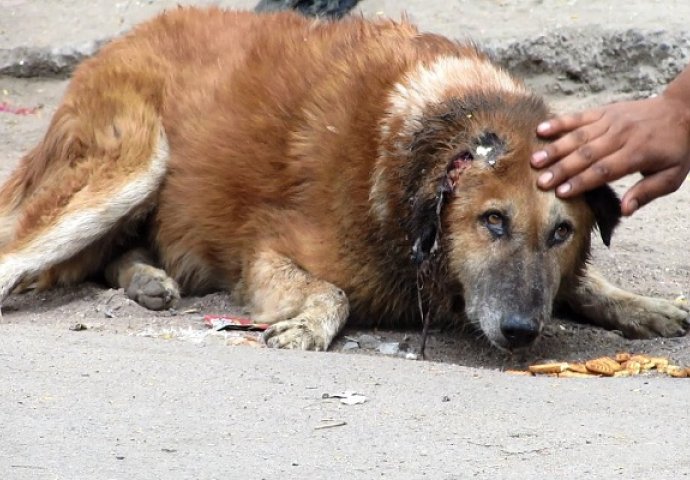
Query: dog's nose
500,314,539,348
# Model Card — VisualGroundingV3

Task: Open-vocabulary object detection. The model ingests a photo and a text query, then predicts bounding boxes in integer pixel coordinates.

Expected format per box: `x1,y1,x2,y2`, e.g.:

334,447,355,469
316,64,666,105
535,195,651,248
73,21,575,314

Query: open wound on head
473,131,504,168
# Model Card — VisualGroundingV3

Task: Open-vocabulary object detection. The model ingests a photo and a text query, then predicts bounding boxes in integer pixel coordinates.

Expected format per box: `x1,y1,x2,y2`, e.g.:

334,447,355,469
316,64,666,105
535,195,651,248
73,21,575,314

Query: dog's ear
410,176,452,265
584,185,621,247
409,152,473,265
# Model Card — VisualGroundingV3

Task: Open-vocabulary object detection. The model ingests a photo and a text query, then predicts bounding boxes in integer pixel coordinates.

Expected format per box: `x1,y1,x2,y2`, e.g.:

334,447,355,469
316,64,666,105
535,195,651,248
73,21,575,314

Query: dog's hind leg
241,249,349,351
104,247,179,311
0,121,169,305
563,269,690,338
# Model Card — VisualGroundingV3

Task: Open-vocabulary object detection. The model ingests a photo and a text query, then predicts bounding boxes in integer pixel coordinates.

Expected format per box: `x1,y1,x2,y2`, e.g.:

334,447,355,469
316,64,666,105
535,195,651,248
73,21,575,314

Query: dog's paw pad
125,270,180,311
263,318,327,351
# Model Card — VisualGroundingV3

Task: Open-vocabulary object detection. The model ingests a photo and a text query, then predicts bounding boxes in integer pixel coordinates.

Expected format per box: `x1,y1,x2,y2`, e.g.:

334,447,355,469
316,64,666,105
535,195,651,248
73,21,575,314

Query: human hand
531,95,690,216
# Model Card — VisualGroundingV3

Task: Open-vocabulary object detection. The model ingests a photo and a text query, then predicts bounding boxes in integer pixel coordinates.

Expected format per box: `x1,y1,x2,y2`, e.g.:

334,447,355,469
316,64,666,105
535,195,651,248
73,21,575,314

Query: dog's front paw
125,269,180,311
614,296,689,339
263,316,331,351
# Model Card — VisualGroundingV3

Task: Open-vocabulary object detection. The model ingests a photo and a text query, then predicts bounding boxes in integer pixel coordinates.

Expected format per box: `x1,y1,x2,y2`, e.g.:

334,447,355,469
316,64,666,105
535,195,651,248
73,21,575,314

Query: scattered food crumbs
528,362,568,374
513,353,689,378
667,366,688,378
584,357,621,376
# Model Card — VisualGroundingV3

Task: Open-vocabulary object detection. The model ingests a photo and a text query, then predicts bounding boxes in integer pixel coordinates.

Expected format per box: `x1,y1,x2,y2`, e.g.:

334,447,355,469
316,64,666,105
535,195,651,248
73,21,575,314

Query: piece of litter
377,342,400,355
203,314,269,331
340,395,367,405
322,390,368,405
0,101,41,115
342,341,359,351
405,352,419,361
69,323,87,331
314,421,347,430
182,308,201,314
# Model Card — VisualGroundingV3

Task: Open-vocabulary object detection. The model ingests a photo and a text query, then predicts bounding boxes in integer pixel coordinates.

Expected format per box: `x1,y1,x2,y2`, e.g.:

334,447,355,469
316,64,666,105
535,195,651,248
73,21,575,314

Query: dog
0,7,687,351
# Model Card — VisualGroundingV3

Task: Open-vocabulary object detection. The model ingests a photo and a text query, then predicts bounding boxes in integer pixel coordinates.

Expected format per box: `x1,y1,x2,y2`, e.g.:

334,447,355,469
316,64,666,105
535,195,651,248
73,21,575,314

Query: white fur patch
0,129,170,301
387,55,525,139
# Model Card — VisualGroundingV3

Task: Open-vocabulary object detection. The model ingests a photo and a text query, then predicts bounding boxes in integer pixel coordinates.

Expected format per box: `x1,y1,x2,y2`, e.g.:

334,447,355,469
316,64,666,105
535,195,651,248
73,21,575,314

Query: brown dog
0,8,687,350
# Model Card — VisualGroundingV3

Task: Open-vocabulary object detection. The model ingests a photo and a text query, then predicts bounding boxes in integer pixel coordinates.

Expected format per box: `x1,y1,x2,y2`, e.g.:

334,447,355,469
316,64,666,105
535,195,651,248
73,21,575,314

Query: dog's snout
500,314,539,348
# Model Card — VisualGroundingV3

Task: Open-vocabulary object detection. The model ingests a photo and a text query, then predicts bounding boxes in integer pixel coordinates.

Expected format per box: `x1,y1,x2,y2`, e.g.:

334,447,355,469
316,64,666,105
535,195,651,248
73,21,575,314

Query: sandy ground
1,1,690,478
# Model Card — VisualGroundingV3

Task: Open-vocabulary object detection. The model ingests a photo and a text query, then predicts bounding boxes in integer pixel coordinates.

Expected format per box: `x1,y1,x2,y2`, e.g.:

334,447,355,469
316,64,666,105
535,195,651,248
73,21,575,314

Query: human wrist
661,67,690,120
661,85,690,134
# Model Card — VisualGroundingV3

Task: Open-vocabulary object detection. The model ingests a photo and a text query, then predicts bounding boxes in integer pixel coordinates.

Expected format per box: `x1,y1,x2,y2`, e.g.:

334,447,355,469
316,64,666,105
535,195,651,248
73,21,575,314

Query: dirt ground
2,1,690,478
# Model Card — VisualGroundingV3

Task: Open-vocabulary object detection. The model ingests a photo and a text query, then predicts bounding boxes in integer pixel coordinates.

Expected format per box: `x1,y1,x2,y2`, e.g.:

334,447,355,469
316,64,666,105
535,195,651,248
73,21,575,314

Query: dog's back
145,9,483,300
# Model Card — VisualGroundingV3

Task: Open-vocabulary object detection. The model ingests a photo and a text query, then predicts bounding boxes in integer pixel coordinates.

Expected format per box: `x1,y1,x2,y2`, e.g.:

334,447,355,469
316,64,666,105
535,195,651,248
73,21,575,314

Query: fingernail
537,122,551,134
532,150,548,165
538,171,554,186
556,183,572,195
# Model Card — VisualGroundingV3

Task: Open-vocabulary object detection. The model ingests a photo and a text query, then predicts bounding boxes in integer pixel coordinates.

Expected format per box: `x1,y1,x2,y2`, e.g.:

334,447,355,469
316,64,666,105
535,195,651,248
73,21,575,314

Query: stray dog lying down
0,8,687,351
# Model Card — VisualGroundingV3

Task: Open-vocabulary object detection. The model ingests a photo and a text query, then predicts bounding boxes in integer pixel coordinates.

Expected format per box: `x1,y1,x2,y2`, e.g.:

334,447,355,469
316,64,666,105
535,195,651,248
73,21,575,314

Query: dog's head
374,55,621,350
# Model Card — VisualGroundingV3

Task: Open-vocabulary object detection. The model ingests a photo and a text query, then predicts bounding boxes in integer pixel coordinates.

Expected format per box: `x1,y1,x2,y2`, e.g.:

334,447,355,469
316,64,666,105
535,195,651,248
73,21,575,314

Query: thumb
622,170,682,215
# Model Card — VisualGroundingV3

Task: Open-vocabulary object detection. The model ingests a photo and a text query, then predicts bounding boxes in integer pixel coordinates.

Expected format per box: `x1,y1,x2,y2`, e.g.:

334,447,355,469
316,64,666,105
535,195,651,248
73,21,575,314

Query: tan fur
0,8,686,350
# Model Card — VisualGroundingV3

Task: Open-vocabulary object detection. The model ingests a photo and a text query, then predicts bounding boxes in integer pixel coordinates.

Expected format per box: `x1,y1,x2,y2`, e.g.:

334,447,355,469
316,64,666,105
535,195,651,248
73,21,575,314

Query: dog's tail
0,39,170,298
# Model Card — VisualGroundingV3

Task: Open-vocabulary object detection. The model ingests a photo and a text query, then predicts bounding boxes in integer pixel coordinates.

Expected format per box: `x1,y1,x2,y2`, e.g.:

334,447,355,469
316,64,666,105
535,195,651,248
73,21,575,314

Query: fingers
551,149,640,198
532,111,609,171
535,126,623,194
621,168,686,215
535,109,605,138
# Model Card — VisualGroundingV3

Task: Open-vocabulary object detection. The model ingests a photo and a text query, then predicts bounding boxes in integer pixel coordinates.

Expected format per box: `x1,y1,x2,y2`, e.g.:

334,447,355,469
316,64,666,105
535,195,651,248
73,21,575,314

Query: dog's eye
550,221,573,246
481,210,507,238
486,213,502,226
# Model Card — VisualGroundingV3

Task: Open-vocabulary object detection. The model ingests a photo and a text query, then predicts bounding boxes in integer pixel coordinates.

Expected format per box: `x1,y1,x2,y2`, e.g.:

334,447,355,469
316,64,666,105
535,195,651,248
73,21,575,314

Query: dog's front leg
240,249,349,351
104,248,180,311
561,268,689,338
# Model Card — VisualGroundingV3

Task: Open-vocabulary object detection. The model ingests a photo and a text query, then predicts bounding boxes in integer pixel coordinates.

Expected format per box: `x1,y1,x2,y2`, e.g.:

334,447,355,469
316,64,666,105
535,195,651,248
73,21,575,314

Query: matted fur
0,8,687,350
